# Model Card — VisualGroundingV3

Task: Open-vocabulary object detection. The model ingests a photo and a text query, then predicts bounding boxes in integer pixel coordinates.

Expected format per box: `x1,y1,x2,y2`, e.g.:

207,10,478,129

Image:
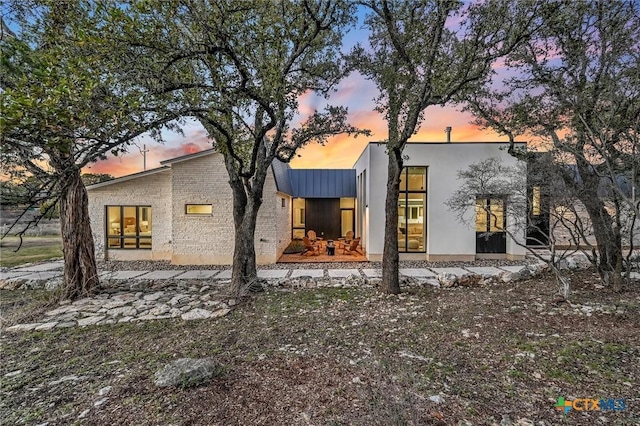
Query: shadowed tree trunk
226,155,266,298
578,193,623,291
58,167,99,300
381,146,403,294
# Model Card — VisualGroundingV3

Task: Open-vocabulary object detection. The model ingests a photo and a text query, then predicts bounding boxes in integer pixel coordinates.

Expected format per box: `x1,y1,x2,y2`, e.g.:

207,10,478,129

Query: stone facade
88,169,173,261
88,151,290,265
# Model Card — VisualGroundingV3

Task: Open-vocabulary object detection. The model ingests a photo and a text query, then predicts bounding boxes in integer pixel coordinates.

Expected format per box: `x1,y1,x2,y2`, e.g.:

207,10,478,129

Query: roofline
86,166,171,190
159,148,217,165
365,141,528,145
352,140,527,168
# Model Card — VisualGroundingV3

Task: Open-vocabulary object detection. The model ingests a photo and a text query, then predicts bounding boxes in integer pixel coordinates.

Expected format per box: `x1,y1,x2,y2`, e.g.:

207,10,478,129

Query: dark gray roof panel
289,169,356,198
271,159,293,195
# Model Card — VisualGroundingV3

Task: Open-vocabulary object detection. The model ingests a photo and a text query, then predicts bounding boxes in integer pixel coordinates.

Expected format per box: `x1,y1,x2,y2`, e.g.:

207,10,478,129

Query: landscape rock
437,273,458,288
77,316,106,327
181,308,213,321
153,358,221,387
429,395,444,404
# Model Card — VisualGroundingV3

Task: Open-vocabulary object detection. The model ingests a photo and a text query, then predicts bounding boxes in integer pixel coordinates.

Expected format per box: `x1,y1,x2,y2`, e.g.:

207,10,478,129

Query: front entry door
305,198,341,240
476,197,506,253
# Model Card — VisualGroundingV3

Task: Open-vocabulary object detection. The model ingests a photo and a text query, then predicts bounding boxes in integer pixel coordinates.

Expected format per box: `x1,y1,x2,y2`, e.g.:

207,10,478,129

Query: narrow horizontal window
186,204,213,215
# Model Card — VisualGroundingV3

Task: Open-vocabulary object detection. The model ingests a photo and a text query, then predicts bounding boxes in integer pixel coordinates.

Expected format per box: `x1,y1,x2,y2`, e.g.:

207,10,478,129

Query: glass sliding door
476,197,506,253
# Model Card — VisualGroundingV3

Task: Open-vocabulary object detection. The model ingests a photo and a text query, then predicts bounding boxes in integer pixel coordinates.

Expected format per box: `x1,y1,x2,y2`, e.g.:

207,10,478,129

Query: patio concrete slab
429,267,470,277
215,270,232,279
464,266,504,276
134,270,184,280
328,269,360,278
290,269,324,278
400,268,436,278
13,261,64,272
14,271,62,281
173,270,220,279
257,269,288,279
361,269,381,278
100,271,148,280
498,265,527,273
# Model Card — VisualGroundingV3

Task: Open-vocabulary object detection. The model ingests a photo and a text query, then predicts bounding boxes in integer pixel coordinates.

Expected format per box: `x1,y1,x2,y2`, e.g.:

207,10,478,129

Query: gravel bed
97,257,539,272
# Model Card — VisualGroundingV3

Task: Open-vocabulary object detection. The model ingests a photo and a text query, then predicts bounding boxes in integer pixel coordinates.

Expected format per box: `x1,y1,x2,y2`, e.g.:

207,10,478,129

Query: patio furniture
301,237,320,256
307,230,317,242
341,237,362,256
338,230,354,250
326,240,335,256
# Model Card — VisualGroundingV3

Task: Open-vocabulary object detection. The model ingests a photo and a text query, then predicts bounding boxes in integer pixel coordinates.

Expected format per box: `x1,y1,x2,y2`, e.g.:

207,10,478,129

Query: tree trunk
579,195,623,290
229,197,261,298
381,148,403,294
58,167,99,300
226,154,266,298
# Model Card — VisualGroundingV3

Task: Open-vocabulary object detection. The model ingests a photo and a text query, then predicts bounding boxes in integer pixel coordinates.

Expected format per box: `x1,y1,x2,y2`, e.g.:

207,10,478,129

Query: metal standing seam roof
271,160,356,197
289,168,356,198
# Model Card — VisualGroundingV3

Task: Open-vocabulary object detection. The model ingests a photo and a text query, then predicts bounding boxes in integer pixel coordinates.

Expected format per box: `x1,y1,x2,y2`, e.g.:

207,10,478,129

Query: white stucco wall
87,169,173,261
354,142,527,261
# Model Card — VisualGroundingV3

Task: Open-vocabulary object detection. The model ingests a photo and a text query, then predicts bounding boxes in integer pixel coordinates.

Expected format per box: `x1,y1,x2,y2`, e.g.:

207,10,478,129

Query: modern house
87,141,527,264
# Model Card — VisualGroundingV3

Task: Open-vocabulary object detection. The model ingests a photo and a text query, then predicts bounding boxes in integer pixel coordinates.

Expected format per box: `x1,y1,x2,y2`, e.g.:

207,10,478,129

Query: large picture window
106,205,152,249
398,167,427,252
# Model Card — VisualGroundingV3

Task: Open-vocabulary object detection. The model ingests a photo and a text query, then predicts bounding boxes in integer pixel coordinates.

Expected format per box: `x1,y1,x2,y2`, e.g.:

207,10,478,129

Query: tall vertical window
398,167,427,252
106,206,152,249
532,186,541,216
340,197,355,237
292,198,306,239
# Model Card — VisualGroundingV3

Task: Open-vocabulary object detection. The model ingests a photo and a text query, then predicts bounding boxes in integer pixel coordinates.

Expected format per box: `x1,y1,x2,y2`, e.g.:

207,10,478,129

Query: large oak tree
107,0,366,298
463,0,640,291
350,0,541,293
1,1,183,299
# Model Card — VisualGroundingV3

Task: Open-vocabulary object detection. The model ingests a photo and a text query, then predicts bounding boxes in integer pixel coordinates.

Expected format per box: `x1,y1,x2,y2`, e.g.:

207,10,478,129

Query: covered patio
277,238,366,263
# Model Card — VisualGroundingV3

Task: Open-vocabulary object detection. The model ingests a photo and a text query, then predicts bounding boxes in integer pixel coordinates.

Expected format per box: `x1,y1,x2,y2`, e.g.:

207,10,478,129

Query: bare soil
1,269,638,425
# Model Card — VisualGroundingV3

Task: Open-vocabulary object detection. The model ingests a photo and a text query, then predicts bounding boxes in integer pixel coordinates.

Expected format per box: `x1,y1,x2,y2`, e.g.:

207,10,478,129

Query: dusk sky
85,7,514,178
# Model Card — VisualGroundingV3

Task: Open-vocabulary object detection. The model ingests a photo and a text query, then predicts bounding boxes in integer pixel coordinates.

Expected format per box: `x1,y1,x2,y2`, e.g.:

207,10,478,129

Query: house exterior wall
169,153,280,265
88,170,173,261
354,142,527,261
275,193,292,257
88,153,282,265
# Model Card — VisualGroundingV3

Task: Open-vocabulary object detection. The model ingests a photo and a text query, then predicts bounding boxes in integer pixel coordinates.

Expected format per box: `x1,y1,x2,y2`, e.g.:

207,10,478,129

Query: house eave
86,166,171,190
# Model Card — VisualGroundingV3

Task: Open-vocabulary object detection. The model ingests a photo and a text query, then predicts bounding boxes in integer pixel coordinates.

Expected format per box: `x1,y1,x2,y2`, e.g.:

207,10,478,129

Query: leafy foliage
350,0,542,293
462,1,640,290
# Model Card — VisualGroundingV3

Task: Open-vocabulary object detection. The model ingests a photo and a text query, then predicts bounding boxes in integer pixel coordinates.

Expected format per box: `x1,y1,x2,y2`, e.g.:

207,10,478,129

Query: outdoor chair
341,237,362,256
301,236,320,256
345,230,354,242
307,230,317,243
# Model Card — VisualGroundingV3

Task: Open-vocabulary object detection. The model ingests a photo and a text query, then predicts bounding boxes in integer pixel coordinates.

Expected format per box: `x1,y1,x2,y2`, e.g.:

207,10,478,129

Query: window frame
475,197,506,233
185,204,213,215
398,166,427,253
106,205,152,250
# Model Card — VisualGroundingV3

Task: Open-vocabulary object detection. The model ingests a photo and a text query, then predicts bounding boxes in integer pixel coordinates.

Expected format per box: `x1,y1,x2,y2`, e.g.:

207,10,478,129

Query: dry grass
1,270,638,425
0,236,62,268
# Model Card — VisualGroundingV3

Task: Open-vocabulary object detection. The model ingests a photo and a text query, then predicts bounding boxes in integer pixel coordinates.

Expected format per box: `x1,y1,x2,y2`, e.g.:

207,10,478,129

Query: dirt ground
1,269,638,425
